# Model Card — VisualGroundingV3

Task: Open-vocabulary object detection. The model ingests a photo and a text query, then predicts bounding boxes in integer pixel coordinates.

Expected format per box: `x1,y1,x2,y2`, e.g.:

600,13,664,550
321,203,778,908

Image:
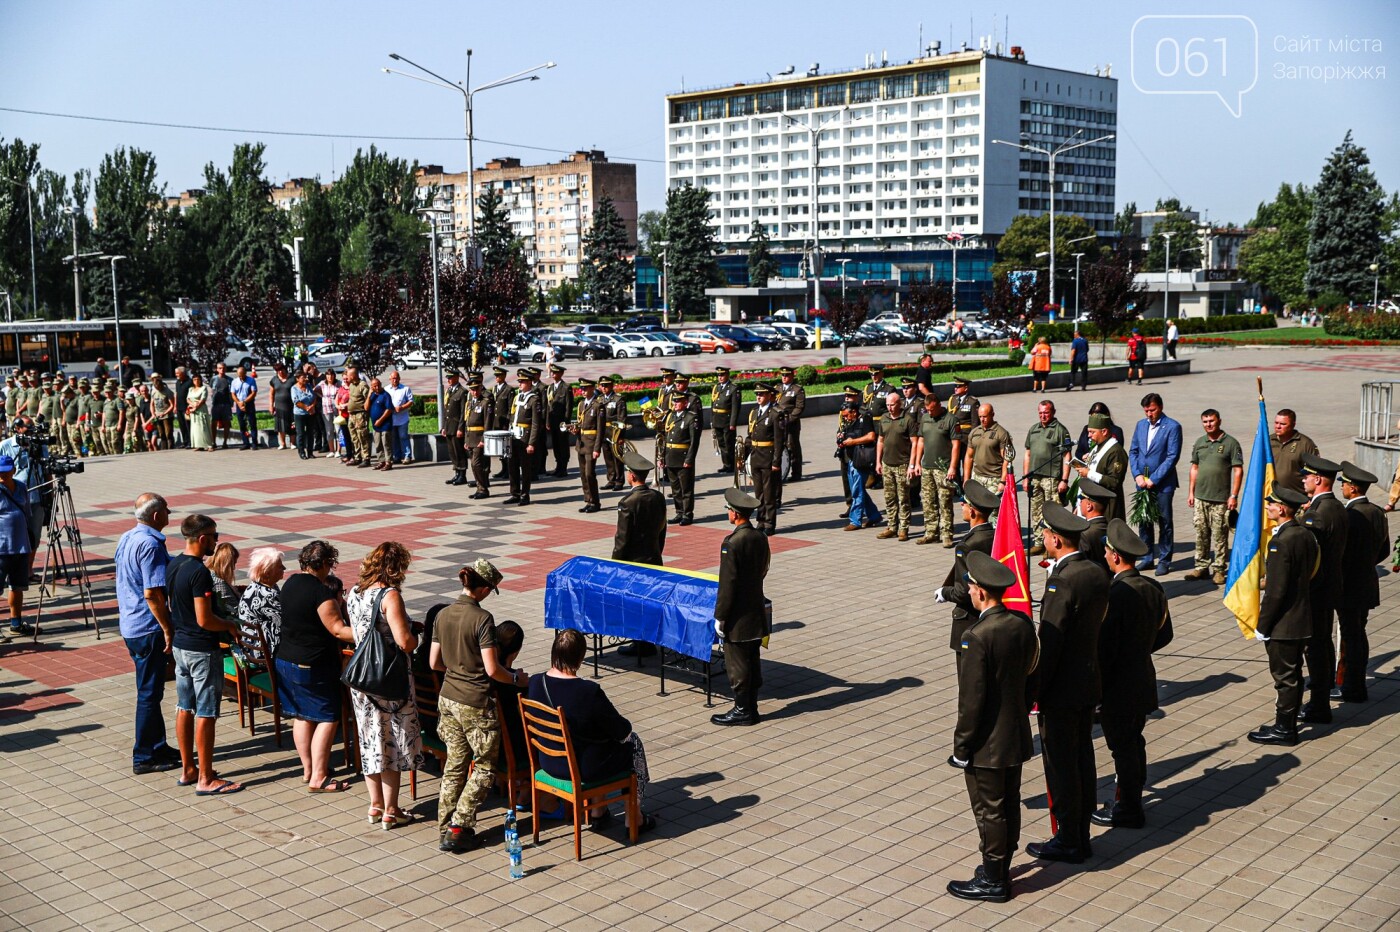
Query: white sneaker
326,451,337,458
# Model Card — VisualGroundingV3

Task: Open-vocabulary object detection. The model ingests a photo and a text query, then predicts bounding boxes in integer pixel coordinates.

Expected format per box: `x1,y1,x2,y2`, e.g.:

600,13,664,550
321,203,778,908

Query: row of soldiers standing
4,371,147,456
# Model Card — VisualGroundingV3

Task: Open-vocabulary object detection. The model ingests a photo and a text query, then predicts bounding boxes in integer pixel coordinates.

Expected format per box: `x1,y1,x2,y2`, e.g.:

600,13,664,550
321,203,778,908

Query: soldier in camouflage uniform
59,385,81,456
1022,400,1073,555
1186,408,1243,585
123,384,144,453
963,404,1014,497
914,394,960,546
101,384,125,456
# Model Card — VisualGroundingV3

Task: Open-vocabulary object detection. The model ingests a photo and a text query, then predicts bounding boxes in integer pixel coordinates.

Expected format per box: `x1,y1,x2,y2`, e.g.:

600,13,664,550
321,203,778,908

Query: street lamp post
417,208,449,432
1370,261,1381,307
282,237,305,335
385,51,555,251
1072,252,1085,319
1161,231,1176,360
656,241,670,330
992,130,1115,317
3,175,38,315
61,205,84,320
97,255,128,366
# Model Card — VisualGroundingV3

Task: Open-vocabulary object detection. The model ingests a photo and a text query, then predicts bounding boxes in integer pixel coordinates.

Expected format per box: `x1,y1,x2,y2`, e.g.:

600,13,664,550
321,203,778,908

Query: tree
209,277,293,367
1114,201,1138,239
1238,182,1313,309
820,287,868,364
0,137,42,316
332,146,425,278
293,178,341,299
1305,130,1385,301
86,147,165,317
1081,243,1148,362
902,277,954,339
189,143,292,296
661,183,721,320
746,220,778,286
472,186,532,336
982,269,1048,321
636,209,666,265
1144,204,1201,275
169,315,232,376
320,269,406,377
991,212,1098,286
580,194,633,314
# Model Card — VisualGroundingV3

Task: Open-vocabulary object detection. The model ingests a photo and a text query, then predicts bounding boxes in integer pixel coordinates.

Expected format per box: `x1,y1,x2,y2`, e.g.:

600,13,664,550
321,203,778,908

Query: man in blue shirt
1068,330,1090,391
115,492,179,774
230,366,260,450
0,416,47,559
0,454,33,638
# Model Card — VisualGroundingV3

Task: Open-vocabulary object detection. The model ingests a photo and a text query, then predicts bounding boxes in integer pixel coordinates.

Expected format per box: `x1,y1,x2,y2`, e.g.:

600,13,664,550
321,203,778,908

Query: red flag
992,472,1032,618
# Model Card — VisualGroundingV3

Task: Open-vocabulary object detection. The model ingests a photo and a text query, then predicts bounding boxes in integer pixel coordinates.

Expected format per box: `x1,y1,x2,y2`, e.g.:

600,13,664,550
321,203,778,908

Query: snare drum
483,430,512,457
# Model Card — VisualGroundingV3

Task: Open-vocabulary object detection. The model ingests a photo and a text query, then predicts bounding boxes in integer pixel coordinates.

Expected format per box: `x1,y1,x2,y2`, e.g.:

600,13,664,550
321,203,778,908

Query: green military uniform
1188,430,1243,580
613,450,666,565
862,367,893,423
442,375,468,484
1299,454,1346,719
3,378,18,423
967,421,1014,496
346,378,371,465
776,369,806,481
949,379,980,455
713,488,771,726
38,386,60,431
123,391,143,453
599,381,628,490
661,399,701,524
710,368,739,475
876,405,918,539
489,369,516,480
60,387,81,456
463,379,494,497
101,389,124,455
573,380,604,511
1337,462,1390,701
505,373,542,503
77,384,102,455
745,386,785,535
917,403,960,545
22,379,42,418
1025,416,1072,549
1270,429,1318,496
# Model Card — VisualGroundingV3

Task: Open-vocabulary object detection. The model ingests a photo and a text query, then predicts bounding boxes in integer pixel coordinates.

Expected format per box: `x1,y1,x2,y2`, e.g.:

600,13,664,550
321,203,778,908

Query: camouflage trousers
920,469,956,542
349,412,372,464
1193,499,1231,574
437,695,500,833
883,463,913,532
1027,475,1063,546
103,426,123,455
971,471,1005,526
59,422,82,456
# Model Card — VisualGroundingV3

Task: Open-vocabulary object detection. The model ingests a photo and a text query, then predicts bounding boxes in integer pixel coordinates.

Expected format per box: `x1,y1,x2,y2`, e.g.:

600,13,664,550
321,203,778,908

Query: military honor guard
776,366,806,480
1298,453,1346,724
948,376,980,459
613,450,668,660
946,550,1039,904
862,365,893,423
1028,503,1110,864
710,366,739,476
1092,519,1173,829
572,377,604,513
1336,461,1389,703
745,383,785,536
504,369,542,506
441,369,468,486
463,372,494,499
599,376,628,490
489,365,516,480
1073,411,1130,520
1248,484,1318,747
544,364,572,479
526,366,547,477
661,390,701,526
1074,479,1114,572
935,481,1001,668
712,487,770,727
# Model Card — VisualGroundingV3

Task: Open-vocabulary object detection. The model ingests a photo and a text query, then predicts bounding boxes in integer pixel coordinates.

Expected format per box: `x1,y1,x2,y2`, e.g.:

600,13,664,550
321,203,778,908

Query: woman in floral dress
346,541,422,829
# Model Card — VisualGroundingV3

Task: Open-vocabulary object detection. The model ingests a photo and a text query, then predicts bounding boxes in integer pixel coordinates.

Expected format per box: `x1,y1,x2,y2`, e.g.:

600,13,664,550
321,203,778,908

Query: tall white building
664,45,1118,251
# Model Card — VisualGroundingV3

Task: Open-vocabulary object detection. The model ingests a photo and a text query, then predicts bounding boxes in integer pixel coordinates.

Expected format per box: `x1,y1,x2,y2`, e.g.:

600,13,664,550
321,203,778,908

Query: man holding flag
935,481,1001,670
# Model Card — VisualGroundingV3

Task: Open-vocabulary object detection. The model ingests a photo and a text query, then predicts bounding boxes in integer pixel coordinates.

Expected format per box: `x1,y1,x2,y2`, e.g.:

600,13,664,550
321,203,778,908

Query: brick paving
0,344,1397,931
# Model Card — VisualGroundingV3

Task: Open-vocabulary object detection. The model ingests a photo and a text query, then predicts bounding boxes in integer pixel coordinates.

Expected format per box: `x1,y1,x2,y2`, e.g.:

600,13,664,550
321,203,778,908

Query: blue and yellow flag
1223,397,1276,637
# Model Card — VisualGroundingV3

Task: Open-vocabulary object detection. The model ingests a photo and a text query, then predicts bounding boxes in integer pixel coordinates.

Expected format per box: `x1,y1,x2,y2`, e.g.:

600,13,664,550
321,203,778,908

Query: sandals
367,806,384,825
382,807,416,831
308,777,352,794
194,777,244,796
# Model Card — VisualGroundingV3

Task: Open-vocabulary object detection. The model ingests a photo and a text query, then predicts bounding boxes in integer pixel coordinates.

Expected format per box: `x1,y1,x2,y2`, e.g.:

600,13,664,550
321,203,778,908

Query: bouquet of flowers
1129,486,1161,526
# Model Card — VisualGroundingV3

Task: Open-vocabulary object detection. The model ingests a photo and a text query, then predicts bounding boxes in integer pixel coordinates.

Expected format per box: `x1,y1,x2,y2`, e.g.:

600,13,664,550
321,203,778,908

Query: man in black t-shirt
169,514,243,796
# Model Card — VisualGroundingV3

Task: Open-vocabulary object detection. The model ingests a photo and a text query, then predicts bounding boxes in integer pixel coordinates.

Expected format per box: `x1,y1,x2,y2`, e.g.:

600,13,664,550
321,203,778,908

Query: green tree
1305,130,1385,301
1380,193,1400,302
472,185,532,334
319,269,405,377
1238,182,1313,309
0,138,43,316
820,287,868,363
32,168,92,318
1081,244,1148,361
902,277,954,338
332,146,424,277
190,143,292,296
661,183,721,320
291,178,339,299
1145,203,1201,274
746,220,778,286
636,208,666,265
1114,201,1138,239
580,194,633,314
991,213,1098,285
86,147,165,317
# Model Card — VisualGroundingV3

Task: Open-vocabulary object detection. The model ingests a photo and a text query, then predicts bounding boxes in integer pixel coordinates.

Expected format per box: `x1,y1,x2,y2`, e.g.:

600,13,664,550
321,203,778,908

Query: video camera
16,419,84,479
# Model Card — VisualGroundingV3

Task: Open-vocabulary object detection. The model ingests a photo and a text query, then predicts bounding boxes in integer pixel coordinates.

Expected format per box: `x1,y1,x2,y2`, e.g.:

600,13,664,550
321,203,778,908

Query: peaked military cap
1338,461,1377,487
1042,502,1090,535
752,382,774,394
724,487,760,513
963,480,1000,512
492,366,507,377
1077,479,1114,504
965,550,1016,591
1267,483,1308,507
622,450,654,474
577,377,596,388
1105,518,1149,558
549,364,565,375
778,366,795,376
715,366,731,374
1298,452,1341,477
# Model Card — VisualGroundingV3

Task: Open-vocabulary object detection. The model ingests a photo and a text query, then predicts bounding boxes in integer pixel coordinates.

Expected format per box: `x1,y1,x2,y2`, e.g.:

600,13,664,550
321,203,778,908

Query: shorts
0,552,30,592
275,657,341,724
173,647,222,718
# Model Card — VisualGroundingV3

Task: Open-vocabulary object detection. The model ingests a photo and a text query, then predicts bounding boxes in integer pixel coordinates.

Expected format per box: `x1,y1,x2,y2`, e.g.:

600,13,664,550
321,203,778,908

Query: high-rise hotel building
664,45,1118,253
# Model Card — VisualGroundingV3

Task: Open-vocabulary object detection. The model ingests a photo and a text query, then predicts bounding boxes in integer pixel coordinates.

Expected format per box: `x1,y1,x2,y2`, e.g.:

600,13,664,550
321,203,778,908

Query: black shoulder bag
341,588,409,703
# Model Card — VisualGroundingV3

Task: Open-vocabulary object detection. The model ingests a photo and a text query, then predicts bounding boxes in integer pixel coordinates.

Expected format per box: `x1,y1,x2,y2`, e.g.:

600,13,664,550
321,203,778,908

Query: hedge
1323,309,1400,340
1028,313,1277,343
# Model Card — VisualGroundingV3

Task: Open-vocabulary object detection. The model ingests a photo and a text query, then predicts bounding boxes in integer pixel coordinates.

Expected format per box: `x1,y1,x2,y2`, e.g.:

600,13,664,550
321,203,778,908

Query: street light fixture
2,175,39,316
417,207,452,431
385,51,555,249
656,241,670,330
992,129,1116,316
0,291,14,369
96,255,128,365
282,237,306,335
61,205,87,321
1370,261,1381,307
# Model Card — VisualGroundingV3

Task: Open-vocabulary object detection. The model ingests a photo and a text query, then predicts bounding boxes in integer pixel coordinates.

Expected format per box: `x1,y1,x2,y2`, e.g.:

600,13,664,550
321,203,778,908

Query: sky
2,0,1398,225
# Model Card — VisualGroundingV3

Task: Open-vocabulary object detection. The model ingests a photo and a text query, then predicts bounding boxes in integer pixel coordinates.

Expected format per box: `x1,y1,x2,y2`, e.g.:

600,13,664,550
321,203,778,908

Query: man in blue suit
1128,393,1183,576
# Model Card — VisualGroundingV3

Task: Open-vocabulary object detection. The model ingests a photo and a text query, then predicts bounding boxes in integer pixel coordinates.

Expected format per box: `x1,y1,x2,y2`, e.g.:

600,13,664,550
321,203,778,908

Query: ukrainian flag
1223,398,1276,637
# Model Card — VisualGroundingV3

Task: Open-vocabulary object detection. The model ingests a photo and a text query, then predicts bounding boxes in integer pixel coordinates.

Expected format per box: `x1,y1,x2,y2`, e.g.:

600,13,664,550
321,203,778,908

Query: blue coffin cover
545,556,718,661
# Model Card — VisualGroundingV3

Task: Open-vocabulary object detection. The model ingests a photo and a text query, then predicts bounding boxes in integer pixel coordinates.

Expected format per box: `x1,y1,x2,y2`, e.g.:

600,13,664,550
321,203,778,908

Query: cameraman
0,453,33,638
0,416,47,562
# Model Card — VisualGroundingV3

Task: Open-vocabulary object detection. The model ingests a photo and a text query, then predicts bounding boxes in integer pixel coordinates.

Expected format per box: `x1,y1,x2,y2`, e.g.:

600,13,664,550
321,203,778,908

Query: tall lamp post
61,205,86,321
1072,252,1085,319
385,51,555,251
3,175,38,315
656,241,670,330
1160,230,1175,360
417,207,450,431
1370,261,1382,307
282,237,305,335
992,129,1115,316
97,255,128,366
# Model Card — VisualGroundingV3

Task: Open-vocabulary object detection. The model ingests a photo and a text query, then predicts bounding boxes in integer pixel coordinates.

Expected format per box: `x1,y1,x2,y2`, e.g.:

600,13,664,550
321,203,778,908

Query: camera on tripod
19,420,84,478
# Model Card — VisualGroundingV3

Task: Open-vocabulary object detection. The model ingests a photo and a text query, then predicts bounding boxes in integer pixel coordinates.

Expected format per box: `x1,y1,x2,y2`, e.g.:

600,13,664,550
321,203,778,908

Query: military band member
745,383,785,537
441,369,468,486
613,450,667,566
1073,412,1130,521
949,376,980,463
504,370,542,506
545,364,572,479
572,377,604,513
489,365,516,480
712,487,770,727
661,391,701,526
946,550,1038,904
672,373,704,432
1298,453,1346,724
935,481,1000,669
1336,462,1389,702
862,364,893,423
963,404,1015,497
1092,519,1172,829
1248,484,1317,747
1023,400,1073,555
710,366,739,475
776,366,806,481
876,391,918,541
599,376,629,490
914,394,960,546
1028,503,1110,864
525,366,546,477
464,373,495,499
1185,409,1244,584
1074,480,1114,572
656,367,678,409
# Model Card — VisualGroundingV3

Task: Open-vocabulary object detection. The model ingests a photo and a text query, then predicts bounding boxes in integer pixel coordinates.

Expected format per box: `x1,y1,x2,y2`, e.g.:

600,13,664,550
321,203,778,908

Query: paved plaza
1,344,1397,931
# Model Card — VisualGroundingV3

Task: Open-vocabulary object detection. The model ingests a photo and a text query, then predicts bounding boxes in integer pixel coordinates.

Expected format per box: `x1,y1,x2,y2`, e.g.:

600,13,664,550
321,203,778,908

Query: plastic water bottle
505,807,523,880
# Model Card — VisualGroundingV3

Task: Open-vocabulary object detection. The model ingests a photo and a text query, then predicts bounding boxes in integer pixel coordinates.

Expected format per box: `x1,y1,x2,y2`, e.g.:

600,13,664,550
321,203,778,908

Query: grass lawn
1181,327,1397,345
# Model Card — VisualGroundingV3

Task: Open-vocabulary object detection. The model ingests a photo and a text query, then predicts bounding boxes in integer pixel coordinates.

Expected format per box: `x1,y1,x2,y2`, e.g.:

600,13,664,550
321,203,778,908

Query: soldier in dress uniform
946,550,1039,904
935,480,1000,670
1335,462,1389,702
441,369,468,486
1248,484,1317,747
1298,453,1346,724
711,487,770,727
463,373,495,499
1092,519,1172,829
545,363,572,479
613,450,666,566
599,376,629,490
1027,503,1110,865
776,366,806,481
710,366,739,476
745,383,785,536
572,377,604,513
1074,480,1114,572
949,376,980,474
1073,412,1130,521
504,370,542,506
526,367,547,478
656,367,678,409
661,391,700,526
489,366,515,480
863,364,893,423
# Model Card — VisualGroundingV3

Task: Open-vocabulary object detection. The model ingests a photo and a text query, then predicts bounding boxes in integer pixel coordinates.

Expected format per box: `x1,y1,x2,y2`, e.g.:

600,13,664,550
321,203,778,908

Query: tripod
34,474,99,640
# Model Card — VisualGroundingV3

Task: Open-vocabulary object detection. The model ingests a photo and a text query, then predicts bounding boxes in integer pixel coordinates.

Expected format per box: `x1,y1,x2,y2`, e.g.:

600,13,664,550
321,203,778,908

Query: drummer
465,372,495,500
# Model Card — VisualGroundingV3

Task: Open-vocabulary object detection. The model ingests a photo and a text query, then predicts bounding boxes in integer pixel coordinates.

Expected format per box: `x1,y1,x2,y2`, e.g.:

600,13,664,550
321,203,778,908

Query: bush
825,357,843,368
1008,348,1026,365
1031,313,1277,343
795,364,819,385
1324,309,1400,339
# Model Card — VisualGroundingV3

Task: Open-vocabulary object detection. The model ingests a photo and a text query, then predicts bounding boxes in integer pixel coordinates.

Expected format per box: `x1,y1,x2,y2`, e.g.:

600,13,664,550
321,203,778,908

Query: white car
306,342,350,368
617,332,679,357
771,322,815,348
593,333,648,358
511,339,554,363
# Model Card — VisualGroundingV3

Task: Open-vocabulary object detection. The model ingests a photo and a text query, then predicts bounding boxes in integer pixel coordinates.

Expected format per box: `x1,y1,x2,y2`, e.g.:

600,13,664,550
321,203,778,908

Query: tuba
608,420,634,457
641,405,667,431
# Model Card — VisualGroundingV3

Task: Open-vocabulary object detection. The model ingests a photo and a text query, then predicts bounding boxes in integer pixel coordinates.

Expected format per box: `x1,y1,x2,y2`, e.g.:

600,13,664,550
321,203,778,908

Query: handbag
340,588,410,703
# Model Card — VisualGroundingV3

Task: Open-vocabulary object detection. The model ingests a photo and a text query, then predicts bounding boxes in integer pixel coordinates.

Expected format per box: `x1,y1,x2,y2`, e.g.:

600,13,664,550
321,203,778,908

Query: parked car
854,322,896,346
592,333,648,359
617,332,680,357
621,314,664,332
511,338,554,363
223,334,259,369
305,342,350,369
867,320,919,343
544,331,614,360
746,323,800,350
651,330,701,355
869,311,906,325
705,324,778,352
770,322,815,349
924,326,950,344
678,329,740,354
574,323,618,336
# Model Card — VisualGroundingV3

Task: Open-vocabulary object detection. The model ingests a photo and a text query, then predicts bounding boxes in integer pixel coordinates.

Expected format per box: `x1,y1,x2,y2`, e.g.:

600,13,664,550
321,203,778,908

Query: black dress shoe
1297,703,1333,724
503,496,521,505
1247,723,1299,746
133,758,181,775
762,528,775,537
679,516,693,526
517,495,531,506
469,491,485,500
1329,687,1344,701
1337,689,1368,703
710,705,758,727
668,514,684,524
439,825,480,853
1090,805,1145,828
1026,837,1085,864
946,868,1011,903
552,469,568,478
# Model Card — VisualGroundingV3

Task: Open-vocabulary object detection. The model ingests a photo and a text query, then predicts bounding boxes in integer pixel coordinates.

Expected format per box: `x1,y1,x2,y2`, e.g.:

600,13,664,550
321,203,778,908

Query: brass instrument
607,420,634,457
734,435,752,490
641,405,667,431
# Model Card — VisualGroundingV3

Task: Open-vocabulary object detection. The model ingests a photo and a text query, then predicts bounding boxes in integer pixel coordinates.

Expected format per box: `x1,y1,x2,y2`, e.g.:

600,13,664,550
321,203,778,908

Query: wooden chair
222,652,248,729
242,626,283,747
519,697,639,861
410,668,446,800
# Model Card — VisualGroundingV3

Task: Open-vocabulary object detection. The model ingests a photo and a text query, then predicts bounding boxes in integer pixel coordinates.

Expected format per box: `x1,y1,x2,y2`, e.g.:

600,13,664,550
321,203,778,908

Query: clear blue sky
2,0,1397,224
